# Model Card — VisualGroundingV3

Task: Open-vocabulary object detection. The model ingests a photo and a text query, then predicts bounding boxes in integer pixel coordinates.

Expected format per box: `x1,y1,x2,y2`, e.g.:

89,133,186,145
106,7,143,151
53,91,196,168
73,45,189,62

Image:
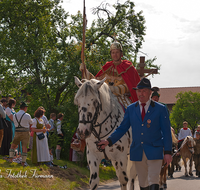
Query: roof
159,87,200,104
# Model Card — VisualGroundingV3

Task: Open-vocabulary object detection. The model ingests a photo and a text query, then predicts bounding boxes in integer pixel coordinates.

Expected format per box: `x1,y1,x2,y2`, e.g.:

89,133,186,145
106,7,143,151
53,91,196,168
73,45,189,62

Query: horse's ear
95,77,106,90
74,76,82,88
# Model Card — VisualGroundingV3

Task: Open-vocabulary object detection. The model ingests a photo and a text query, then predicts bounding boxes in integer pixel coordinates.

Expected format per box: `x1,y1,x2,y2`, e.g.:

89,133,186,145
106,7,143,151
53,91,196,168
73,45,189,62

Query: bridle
79,91,120,159
186,140,194,154
79,91,119,140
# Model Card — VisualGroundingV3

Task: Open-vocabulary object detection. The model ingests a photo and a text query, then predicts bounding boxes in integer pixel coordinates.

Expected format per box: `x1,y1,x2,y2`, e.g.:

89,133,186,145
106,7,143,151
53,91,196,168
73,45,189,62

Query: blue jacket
107,100,172,161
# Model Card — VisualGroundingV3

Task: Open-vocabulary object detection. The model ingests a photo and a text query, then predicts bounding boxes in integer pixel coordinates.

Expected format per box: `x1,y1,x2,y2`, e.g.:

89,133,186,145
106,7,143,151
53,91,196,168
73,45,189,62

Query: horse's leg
159,166,164,190
163,166,167,189
169,159,174,178
126,155,137,190
182,158,188,176
189,155,193,176
87,152,102,190
112,158,128,190
171,159,175,177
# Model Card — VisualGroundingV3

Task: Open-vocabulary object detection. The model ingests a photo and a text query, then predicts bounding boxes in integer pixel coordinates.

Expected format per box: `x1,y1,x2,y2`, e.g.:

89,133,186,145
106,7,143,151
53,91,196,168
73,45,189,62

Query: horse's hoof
160,188,164,190
189,173,193,176
185,174,189,177
163,183,167,188
170,174,173,178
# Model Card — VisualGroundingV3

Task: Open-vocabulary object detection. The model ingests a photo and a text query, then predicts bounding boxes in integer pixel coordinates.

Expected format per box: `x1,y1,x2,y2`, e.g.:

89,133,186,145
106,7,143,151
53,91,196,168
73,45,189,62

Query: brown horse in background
168,131,181,178
179,136,196,176
159,129,178,190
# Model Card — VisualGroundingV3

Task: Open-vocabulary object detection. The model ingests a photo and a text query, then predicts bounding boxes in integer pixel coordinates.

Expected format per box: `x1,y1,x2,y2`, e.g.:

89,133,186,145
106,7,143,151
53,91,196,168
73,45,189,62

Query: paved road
85,162,200,190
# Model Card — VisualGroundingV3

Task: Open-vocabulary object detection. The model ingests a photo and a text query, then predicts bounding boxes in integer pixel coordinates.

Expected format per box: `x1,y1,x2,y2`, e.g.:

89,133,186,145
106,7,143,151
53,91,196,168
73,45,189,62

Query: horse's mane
182,136,196,147
74,79,117,112
171,129,178,144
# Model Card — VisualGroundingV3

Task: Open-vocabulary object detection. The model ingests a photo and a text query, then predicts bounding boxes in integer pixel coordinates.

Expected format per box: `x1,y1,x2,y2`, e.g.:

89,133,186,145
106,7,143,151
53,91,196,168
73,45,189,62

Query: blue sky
61,0,200,88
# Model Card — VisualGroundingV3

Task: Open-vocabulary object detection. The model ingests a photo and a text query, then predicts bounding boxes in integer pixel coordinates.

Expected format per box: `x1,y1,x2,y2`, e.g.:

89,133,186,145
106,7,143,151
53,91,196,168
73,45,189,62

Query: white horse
74,77,137,190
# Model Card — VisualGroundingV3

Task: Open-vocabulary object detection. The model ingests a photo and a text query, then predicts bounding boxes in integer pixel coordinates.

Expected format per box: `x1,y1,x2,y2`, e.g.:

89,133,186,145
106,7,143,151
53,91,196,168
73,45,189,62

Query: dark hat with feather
151,86,160,98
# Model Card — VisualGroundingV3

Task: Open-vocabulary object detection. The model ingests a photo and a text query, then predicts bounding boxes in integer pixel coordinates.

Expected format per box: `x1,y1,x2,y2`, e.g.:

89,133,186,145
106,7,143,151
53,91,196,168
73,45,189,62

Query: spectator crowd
0,97,65,167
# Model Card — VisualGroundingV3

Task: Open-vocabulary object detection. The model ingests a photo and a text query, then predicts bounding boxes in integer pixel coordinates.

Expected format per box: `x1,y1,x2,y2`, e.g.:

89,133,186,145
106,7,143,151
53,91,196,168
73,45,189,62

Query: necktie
141,103,146,121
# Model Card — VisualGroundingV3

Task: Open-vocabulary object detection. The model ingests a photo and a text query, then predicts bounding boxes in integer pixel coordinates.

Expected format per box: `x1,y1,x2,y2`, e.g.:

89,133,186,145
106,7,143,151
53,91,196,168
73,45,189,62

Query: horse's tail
179,158,189,166
179,158,184,167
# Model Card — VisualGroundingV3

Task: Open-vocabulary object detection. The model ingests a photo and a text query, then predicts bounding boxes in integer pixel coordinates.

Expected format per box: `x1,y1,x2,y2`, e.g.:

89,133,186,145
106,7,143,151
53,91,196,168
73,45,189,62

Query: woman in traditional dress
0,102,6,148
0,99,14,155
31,108,50,165
5,98,16,140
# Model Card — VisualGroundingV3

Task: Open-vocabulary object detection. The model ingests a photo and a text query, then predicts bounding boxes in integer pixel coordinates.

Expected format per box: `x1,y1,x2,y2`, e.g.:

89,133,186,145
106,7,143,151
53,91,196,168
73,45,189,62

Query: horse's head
74,76,107,139
186,136,196,154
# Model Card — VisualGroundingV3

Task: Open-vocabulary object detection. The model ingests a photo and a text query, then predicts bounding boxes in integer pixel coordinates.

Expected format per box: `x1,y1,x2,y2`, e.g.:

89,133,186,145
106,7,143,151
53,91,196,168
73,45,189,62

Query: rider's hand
109,85,120,94
109,85,115,93
79,63,85,71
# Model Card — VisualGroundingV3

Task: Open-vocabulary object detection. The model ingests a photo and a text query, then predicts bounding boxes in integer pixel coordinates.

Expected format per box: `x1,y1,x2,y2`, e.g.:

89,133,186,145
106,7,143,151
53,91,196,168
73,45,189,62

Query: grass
0,152,117,190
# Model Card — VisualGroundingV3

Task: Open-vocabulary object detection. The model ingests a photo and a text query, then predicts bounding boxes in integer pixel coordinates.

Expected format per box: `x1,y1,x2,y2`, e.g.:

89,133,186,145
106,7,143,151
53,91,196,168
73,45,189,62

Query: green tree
170,91,200,133
0,0,158,159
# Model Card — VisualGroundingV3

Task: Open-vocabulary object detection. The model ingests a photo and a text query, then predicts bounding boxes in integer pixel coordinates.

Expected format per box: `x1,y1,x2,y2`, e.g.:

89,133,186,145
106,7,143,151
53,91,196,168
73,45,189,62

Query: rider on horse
178,121,192,149
80,41,140,108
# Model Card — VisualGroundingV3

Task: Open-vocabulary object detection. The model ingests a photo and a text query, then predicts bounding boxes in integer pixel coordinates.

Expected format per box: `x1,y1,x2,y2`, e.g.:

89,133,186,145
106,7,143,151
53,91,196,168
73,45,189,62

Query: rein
162,137,194,169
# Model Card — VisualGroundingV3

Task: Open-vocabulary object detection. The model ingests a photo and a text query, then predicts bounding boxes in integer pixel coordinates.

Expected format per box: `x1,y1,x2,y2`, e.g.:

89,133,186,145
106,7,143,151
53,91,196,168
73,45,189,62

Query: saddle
70,139,86,154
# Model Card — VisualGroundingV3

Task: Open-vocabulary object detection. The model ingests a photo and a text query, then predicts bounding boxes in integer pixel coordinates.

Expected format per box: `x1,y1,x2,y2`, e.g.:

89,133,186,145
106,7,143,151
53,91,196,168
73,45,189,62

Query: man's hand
79,63,85,71
97,140,109,150
164,154,172,166
46,123,51,129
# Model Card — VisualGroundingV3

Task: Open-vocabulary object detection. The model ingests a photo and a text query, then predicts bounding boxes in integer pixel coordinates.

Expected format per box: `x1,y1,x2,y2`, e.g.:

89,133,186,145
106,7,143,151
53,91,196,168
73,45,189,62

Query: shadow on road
167,170,200,181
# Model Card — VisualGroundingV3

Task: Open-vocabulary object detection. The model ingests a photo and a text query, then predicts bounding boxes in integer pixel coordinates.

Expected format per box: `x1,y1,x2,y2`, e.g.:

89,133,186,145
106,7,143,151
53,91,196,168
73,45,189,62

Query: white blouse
5,107,15,116
32,118,44,129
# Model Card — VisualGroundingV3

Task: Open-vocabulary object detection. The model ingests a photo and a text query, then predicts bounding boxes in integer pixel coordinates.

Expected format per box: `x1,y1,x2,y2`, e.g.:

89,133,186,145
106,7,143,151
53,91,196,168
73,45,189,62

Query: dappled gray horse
74,77,137,190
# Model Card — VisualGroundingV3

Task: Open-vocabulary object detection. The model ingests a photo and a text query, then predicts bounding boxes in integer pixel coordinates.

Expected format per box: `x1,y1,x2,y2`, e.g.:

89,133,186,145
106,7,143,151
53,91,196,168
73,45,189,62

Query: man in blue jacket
98,78,172,190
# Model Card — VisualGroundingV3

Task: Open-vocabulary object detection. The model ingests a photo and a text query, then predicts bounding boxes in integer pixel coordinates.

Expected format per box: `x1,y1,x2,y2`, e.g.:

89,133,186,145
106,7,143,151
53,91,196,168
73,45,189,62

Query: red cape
96,60,140,102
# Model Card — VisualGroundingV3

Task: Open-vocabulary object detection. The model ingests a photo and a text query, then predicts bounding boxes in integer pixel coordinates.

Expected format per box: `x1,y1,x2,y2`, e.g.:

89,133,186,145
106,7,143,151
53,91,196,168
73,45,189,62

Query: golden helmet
110,42,123,52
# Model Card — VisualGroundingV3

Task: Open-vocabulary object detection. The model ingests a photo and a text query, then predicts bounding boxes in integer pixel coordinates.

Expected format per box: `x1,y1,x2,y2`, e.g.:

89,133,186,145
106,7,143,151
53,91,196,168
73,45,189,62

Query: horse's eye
88,104,90,106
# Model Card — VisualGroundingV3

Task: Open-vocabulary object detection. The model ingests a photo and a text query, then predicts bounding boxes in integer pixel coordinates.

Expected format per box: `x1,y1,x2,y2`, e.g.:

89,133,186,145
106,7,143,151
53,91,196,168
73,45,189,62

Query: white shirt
194,130,200,138
178,128,192,140
56,119,62,135
42,115,49,127
49,119,55,131
13,110,33,129
139,99,151,114
0,104,6,118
